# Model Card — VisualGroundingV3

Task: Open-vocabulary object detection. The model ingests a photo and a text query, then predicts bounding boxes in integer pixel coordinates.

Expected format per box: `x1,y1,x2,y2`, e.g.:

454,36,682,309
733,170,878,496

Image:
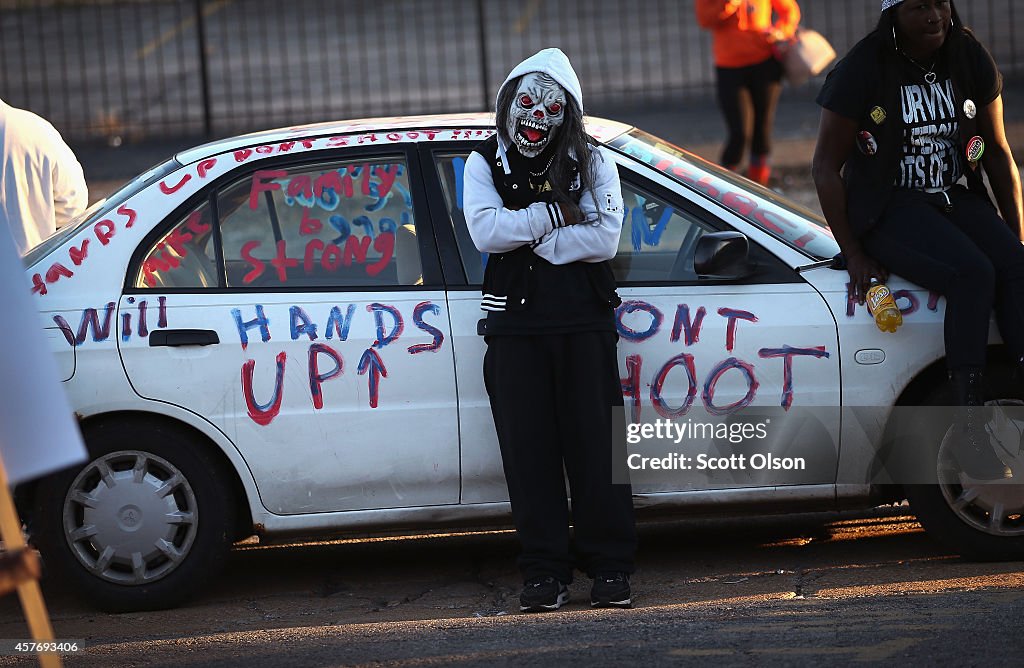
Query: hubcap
62,450,198,585
937,400,1024,537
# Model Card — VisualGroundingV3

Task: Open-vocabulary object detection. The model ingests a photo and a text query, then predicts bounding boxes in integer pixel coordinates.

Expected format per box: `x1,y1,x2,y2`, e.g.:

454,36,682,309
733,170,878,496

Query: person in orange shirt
696,0,800,185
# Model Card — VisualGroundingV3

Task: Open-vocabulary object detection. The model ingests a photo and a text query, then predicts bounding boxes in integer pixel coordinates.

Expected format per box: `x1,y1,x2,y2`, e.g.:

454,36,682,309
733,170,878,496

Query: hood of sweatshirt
497,47,583,114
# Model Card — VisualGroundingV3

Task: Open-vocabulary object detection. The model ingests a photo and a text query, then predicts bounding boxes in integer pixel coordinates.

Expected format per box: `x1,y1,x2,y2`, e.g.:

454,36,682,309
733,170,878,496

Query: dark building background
2,0,1021,143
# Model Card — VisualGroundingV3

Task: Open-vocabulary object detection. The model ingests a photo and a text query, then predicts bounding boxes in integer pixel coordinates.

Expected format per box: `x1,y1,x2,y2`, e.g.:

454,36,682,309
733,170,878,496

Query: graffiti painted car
20,114,1023,611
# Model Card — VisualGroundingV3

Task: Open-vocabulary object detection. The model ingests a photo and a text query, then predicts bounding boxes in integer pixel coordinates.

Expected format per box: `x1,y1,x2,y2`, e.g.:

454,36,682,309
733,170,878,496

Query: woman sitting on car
812,0,1024,480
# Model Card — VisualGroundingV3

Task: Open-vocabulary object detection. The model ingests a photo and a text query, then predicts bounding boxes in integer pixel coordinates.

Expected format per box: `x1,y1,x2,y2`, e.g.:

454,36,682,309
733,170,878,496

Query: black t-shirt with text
895,58,961,189
817,35,1001,191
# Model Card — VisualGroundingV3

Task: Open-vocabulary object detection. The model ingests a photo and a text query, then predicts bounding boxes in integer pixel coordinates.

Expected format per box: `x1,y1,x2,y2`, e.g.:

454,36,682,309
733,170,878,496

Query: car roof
175,113,635,165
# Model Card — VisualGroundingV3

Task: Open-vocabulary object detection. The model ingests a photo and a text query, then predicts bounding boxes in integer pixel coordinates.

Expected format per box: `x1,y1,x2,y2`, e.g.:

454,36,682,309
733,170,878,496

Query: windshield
23,157,180,267
609,130,839,261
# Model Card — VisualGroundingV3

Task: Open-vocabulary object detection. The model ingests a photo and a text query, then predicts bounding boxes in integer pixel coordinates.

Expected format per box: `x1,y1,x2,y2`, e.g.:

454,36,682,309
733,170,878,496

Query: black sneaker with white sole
590,572,632,608
519,576,569,612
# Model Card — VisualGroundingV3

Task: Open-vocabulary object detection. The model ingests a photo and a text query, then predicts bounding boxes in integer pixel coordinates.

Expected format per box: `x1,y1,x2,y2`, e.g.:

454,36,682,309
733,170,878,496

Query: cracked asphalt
2,506,1022,666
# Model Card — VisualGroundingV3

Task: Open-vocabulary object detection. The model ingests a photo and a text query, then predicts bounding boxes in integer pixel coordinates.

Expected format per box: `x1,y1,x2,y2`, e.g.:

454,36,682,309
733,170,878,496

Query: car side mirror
694,231,750,279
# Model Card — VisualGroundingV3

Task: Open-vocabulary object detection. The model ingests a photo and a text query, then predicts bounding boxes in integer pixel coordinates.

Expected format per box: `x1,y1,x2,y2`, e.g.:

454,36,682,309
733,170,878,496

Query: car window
134,200,218,289
218,157,421,288
434,153,485,284
25,158,180,267
614,179,714,283
432,152,716,285
610,130,840,261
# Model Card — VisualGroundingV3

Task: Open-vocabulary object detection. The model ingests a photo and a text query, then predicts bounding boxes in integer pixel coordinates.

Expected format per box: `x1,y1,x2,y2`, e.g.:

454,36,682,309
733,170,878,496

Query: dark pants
715,57,783,167
862,185,1024,370
483,331,637,583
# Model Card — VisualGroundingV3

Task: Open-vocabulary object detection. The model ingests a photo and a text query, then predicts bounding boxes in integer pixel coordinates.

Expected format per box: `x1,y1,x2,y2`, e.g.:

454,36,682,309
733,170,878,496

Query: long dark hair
495,75,595,215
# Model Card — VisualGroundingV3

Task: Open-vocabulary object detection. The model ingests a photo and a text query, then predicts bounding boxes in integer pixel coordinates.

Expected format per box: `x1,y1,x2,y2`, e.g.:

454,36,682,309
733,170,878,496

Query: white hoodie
463,48,625,266
497,47,583,116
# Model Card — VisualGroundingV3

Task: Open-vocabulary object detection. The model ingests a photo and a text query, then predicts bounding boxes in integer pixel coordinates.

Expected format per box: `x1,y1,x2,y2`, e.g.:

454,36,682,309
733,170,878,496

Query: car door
419,144,506,504
118,147,461,515
608,166,841,492
424,144,840,503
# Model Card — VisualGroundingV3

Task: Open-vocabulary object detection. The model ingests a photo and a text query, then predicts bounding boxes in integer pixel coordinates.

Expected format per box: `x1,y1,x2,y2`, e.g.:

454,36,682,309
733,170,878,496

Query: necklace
529,154,555,177
900,51,938,84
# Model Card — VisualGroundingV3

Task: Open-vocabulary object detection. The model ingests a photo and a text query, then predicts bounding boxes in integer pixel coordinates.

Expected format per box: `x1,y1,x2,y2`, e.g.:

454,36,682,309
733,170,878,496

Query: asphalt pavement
7,508,1023,666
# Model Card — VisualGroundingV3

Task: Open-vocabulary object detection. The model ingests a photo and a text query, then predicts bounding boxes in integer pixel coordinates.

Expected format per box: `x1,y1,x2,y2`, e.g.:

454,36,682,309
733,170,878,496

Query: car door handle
149,329,220,347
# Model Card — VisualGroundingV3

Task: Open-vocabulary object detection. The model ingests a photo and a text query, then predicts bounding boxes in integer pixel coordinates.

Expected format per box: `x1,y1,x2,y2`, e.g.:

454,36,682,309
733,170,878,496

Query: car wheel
31,418,235,611
906,372,1024,560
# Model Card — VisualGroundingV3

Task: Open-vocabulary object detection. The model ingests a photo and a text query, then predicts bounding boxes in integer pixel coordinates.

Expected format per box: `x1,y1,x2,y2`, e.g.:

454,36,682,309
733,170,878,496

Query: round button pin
963,99,977,119
966,135,985,163
857,131,878,156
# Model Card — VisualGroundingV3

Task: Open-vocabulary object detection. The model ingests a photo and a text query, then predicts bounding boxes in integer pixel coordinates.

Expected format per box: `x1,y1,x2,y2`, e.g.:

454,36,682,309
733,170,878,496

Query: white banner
0,226,85,485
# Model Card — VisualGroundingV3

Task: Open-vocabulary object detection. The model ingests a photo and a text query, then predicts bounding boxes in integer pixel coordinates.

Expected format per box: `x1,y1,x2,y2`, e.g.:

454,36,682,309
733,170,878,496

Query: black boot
948,369,1010,481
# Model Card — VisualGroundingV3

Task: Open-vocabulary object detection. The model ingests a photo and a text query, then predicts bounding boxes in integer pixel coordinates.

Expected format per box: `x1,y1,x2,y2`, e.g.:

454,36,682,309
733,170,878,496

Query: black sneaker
519,576,569,612
591,572,632,608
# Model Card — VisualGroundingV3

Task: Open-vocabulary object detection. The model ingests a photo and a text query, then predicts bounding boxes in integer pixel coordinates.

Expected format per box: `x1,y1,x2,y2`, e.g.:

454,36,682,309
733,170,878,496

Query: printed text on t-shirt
897,79,962,189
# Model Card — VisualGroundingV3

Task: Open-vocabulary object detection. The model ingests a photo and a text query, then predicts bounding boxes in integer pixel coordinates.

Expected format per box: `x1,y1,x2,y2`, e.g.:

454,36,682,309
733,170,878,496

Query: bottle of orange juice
866,281,902,333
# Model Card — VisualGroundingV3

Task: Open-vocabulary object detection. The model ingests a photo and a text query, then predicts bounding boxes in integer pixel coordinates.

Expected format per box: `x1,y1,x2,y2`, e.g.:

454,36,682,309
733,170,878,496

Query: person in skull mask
463,48,637,612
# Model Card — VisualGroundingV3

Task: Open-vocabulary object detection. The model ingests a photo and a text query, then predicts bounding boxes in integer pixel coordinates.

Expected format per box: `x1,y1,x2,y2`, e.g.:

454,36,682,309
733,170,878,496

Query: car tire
905,367,1024,560
31,417,235,612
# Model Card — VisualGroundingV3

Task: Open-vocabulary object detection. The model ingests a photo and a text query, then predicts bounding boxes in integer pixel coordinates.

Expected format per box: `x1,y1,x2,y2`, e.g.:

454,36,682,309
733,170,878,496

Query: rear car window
25,158,179,266
131,156,423,290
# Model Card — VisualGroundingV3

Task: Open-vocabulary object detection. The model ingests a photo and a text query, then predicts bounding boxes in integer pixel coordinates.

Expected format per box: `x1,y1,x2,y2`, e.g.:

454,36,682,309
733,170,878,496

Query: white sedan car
20,114,1023,611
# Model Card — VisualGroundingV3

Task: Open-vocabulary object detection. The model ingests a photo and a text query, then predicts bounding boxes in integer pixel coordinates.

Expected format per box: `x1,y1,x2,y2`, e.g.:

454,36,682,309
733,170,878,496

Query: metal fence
1,0,1021,142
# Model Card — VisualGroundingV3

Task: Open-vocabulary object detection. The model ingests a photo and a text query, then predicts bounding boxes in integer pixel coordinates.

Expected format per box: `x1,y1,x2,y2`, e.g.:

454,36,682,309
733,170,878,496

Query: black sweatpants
483,331,637,583
862,185,1024,370
715,57,784,167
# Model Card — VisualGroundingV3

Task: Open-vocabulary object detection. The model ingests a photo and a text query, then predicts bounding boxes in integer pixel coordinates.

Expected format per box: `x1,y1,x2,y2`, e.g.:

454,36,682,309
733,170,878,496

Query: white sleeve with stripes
462,151,567,254
530,146,625,265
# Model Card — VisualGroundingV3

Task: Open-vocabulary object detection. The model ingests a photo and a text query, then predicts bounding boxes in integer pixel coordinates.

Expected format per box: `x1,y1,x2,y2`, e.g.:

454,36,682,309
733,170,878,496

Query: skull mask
506,72,567,158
